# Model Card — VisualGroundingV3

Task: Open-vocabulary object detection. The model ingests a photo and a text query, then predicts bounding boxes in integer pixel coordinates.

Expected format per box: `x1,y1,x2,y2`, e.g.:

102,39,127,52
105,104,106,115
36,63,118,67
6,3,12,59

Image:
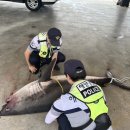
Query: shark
0,59,129,116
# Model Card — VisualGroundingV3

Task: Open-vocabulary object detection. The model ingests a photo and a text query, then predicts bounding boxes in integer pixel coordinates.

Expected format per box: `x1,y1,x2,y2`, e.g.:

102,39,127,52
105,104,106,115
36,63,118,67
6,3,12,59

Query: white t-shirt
27,32,62,53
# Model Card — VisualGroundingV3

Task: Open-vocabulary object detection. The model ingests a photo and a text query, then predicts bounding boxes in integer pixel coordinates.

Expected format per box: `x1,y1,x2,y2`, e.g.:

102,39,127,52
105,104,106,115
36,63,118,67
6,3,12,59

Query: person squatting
45,59,113,130
24,27,66,75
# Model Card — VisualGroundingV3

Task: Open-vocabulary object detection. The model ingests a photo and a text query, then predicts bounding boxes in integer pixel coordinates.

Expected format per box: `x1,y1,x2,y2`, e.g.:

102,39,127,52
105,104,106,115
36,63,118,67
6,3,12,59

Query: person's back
69,79,112,130
45,59,113,130
64,59,113,130
46,93,96,130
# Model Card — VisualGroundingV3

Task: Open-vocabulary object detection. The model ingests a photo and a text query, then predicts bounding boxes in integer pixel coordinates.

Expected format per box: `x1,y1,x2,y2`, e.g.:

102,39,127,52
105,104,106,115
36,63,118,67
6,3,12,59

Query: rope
110,77,130,84
51,78,64,93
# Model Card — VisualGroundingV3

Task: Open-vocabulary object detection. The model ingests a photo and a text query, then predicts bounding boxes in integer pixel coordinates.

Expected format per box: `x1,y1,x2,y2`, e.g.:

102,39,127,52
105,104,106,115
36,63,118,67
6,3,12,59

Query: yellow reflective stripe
87,98,108,120
39,43,48,58
51,45,56,48
39,33,45,41
84,86,103,103
49,46,57,57
71,80,104,103
51,78,64,93
38,33,48,58
38,33,57,58
70,80,108,120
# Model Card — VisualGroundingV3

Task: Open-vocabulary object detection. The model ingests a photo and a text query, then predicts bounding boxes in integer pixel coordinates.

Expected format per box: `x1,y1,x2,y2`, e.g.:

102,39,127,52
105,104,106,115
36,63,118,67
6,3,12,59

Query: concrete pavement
0,0,130,130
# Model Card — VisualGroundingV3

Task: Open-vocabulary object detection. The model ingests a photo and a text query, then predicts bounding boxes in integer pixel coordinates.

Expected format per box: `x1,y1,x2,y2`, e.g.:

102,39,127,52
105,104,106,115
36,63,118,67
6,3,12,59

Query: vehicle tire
25,0,42,11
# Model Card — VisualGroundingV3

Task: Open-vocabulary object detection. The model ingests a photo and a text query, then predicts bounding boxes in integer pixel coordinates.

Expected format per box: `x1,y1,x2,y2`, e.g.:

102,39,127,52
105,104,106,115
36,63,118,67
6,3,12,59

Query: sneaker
54,64,60,71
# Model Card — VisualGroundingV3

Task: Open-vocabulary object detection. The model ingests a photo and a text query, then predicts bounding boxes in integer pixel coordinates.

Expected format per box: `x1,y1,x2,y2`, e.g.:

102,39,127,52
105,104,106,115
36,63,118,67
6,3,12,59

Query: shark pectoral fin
39,58,57,82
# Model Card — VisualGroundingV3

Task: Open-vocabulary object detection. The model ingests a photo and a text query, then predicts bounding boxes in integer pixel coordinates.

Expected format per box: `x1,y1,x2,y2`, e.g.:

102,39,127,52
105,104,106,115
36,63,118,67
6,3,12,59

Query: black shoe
54,65,60,71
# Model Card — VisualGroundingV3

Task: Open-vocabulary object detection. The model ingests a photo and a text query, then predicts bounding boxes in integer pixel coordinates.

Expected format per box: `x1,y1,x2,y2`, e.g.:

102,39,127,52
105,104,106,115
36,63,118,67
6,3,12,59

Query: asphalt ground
0,0,130,130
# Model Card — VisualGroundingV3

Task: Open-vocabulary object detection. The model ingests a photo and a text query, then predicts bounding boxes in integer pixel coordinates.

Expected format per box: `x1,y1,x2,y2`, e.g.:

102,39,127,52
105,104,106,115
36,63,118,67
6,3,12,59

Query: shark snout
0,95,18,116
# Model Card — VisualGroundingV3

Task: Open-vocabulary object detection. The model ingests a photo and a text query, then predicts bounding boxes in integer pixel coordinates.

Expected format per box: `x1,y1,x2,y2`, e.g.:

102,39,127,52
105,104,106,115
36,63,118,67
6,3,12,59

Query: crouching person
24,27,65,75
45,59,113,130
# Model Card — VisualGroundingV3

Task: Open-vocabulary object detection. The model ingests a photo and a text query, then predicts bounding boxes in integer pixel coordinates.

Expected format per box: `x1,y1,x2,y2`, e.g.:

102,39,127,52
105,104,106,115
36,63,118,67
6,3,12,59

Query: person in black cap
24,27,66,75
45,59,112,130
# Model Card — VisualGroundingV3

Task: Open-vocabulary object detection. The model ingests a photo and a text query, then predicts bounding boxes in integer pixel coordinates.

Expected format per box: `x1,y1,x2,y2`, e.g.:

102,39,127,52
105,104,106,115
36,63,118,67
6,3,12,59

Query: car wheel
25,0,42,11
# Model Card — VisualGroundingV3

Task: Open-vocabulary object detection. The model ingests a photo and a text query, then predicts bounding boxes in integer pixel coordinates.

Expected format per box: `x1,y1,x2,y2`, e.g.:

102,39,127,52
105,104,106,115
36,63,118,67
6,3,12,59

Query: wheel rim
27,0,39,9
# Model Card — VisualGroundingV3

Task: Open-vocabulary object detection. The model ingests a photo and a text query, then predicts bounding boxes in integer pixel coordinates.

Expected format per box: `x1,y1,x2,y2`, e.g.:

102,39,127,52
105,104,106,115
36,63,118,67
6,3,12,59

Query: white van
3,0,58,11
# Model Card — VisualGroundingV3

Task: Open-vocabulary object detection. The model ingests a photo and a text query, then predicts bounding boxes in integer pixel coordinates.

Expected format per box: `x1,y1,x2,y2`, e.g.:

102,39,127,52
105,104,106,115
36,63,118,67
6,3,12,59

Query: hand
52,52,58,60
29,65,37,73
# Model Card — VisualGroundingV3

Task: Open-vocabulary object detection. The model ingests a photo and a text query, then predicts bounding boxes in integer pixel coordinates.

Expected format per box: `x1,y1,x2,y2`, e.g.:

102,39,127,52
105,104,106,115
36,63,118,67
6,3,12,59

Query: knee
29,56,39,65
61,54,66,62
57,52,66,62
29,51,40,65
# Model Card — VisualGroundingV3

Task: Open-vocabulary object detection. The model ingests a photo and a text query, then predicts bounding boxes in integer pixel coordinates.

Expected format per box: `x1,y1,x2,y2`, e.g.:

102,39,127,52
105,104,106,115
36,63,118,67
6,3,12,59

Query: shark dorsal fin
38,58,56,82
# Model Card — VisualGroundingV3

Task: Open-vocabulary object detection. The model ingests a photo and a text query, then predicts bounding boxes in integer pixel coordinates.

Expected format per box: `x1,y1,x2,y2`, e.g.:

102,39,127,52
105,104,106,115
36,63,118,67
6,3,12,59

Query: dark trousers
29,51,65,74
57,114,72,130
57,114,91,130
57,114,111,130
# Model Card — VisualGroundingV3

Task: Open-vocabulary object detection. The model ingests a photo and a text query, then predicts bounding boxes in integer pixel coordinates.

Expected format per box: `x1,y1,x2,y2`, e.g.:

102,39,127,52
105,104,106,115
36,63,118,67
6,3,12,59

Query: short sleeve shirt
27,32,62,53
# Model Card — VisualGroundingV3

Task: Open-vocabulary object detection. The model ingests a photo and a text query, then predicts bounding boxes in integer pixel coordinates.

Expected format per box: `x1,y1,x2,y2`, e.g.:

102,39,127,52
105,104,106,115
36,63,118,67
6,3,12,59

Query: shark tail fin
106,70,130,91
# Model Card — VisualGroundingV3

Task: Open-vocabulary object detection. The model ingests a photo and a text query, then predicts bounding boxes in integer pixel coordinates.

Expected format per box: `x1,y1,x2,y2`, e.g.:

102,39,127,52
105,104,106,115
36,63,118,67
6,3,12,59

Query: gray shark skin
0,59,129,116
0,75,111,116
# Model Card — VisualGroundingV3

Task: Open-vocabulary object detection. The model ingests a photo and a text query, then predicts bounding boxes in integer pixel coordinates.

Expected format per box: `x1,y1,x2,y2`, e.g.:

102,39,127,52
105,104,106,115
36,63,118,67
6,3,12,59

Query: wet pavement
0,0,130,130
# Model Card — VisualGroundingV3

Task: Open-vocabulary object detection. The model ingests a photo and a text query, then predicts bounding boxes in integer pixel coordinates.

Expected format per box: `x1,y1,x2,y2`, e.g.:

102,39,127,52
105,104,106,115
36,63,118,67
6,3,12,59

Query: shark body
0,59,129,116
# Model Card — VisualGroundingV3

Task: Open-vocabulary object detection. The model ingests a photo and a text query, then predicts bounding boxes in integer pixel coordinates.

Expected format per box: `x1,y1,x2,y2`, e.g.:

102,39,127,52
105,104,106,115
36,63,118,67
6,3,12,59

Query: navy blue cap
47,28,62,46
64,59,86,77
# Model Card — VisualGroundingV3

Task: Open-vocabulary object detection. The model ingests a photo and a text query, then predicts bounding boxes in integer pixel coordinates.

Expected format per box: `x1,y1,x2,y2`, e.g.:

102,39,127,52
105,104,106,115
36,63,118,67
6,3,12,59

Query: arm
24,35,40,73
45,97,64,124
24,48,37,73
24,48,31,68
52,52,58,60
45,107,61,124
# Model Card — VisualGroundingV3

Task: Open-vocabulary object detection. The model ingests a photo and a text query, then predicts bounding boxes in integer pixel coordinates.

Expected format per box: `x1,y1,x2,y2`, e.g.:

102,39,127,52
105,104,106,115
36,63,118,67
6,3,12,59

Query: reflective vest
38,33,57,58
69,80,108,120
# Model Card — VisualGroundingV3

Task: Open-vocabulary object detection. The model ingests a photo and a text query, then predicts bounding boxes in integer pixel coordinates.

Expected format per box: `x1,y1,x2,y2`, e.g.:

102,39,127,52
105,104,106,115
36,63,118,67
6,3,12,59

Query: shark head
0,58,62,116
0,78,70,116
0,95,19,116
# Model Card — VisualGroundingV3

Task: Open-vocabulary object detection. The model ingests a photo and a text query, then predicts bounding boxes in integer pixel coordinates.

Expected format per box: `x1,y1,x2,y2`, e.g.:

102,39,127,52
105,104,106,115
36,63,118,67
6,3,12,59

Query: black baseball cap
47,27,62,46
64,59,86,78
